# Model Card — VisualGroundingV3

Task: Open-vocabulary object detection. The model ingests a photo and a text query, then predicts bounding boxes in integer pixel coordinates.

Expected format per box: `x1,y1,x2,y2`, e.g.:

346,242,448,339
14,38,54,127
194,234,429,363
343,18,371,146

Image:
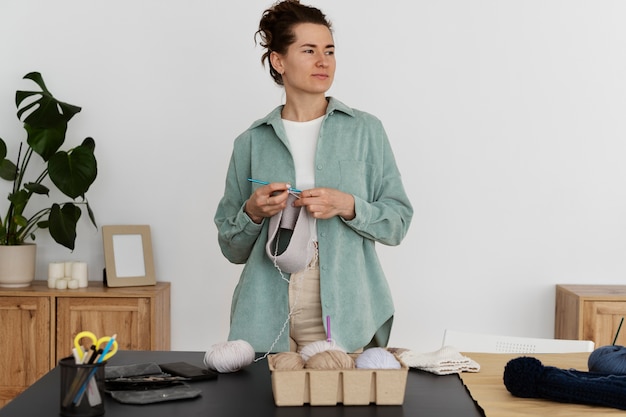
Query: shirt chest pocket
337,160,376,200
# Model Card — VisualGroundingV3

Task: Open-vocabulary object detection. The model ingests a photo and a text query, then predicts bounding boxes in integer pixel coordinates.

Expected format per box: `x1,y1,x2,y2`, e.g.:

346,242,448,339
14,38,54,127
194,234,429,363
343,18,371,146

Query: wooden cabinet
0,281,170,407
555,284,626,347
0,296,50,408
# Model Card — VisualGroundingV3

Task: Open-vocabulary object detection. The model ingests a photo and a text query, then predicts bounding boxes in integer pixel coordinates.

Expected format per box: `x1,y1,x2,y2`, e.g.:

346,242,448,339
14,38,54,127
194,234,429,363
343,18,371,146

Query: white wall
2,0,626,353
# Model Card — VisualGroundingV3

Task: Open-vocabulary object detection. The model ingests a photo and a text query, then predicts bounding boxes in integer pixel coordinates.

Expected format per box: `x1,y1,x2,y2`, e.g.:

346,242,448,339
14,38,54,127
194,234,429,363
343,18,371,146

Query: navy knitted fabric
504,356,626,410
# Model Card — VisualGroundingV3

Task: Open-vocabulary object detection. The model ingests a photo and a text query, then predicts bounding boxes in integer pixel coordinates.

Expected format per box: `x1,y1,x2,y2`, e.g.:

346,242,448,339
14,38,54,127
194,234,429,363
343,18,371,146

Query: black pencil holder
59,356,106,416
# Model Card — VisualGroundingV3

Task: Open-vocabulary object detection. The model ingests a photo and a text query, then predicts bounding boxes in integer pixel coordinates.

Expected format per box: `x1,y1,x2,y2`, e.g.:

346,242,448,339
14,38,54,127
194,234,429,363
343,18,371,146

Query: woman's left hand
293,187,355,220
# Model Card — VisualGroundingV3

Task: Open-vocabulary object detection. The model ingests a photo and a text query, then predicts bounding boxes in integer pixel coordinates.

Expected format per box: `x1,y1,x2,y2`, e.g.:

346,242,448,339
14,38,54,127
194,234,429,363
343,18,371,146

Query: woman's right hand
244,182,291,224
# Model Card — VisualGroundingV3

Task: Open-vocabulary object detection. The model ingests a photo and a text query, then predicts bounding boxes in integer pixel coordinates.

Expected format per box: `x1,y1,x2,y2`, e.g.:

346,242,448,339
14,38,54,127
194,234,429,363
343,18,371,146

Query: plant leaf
24,182,49,195
25,120,67,161
16,72,81,127
81,137,96,153
22,72,50,94
48,145,97,199
49,203,81,250
0,159,18,181
13,214,28,227
0,138,17,180
16,72,81,161
0,137,6,159
8,190,28,215
86,200,97,228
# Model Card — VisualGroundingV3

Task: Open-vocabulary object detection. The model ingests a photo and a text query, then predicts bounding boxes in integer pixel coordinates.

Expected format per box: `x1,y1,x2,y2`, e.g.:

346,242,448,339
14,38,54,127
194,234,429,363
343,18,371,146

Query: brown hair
256,0,332,85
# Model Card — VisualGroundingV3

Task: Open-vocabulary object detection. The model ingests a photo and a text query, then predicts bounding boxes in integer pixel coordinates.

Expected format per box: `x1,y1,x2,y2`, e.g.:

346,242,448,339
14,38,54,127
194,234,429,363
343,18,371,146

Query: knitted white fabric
397,346,480,375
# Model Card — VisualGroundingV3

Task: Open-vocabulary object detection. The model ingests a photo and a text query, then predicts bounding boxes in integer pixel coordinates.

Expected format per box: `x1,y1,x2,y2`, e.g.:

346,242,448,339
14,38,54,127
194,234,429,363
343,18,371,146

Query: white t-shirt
282,115,323,241
282,115,323,191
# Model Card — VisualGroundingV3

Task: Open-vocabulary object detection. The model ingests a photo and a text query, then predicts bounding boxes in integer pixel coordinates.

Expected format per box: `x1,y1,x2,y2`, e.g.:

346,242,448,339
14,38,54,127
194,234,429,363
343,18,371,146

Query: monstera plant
0,72,97,251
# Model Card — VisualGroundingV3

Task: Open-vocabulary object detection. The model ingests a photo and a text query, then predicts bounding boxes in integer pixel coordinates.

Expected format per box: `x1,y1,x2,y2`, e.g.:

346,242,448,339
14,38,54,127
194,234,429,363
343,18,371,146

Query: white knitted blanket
397,346,480,375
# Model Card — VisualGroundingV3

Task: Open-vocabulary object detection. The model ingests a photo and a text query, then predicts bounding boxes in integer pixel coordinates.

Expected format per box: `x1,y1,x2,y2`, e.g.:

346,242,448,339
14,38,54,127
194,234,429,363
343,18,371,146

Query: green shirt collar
249,97,355,130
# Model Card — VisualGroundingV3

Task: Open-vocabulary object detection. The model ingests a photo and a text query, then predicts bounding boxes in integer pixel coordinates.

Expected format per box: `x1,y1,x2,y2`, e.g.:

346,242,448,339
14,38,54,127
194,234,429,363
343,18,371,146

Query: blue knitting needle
247,178,301,193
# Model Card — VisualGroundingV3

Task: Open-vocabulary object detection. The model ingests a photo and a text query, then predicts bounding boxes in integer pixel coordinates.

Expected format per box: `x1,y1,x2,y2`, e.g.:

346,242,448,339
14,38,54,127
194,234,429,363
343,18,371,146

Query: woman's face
271,23,336,98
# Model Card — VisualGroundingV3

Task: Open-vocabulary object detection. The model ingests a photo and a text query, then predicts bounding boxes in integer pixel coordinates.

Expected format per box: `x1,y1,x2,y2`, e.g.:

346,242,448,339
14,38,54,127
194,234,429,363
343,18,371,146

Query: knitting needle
247,178,302,193
326,315,331,342
613,317,624,346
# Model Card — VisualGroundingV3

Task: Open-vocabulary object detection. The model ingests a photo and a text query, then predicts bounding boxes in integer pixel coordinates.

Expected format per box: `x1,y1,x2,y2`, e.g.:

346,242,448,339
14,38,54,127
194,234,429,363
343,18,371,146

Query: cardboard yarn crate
268,353,408,406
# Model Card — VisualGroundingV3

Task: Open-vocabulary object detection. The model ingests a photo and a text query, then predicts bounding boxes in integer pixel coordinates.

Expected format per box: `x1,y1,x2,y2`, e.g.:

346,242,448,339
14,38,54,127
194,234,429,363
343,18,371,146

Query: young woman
214,0,413,354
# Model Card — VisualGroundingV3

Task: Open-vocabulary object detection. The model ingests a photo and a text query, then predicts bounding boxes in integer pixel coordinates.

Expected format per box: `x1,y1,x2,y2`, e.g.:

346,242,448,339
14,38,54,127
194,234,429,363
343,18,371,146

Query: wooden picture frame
102,225,156,287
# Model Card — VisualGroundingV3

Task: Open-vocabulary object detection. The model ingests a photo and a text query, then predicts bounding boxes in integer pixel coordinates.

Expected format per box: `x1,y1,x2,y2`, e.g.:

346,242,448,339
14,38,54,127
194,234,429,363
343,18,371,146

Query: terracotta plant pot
0,244,37,288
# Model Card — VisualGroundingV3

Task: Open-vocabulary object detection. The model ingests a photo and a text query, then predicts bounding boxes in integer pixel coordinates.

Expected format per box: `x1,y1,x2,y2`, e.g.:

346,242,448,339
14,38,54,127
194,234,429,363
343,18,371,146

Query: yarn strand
256,231,318,362
255,263,305,362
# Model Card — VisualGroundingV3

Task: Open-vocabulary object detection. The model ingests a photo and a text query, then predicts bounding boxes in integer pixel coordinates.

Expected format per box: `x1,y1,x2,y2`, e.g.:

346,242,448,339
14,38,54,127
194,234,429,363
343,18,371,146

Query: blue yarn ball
588,345,626,375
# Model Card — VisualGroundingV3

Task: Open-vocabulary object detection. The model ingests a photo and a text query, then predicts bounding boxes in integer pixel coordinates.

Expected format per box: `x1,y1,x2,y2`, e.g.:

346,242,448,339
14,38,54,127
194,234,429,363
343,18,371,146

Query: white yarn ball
355,347,401,369
203,340,255,373
300,340,345,362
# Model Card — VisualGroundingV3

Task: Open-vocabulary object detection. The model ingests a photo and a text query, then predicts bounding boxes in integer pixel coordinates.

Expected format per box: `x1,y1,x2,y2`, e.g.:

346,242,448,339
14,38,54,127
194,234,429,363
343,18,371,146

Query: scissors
73,331,119,363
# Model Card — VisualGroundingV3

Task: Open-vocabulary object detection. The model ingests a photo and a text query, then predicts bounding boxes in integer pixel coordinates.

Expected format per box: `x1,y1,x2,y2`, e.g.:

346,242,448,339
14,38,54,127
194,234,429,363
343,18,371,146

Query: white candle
72,262,88,288
48,262,65,280
47,277,57,289
67,279,79,289
55,279,68,290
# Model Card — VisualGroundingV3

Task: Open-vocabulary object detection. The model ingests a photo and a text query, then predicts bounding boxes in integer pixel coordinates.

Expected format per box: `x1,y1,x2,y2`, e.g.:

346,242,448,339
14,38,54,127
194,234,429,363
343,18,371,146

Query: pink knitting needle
326,315,331,342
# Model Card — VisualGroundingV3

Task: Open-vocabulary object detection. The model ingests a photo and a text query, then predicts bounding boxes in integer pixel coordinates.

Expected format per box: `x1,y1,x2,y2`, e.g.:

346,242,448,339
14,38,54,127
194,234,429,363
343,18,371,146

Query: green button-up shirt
214,97,413,352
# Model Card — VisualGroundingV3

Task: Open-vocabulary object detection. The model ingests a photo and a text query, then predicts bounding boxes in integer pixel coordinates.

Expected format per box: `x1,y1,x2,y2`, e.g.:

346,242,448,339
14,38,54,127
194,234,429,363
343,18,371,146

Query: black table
0,351,484,417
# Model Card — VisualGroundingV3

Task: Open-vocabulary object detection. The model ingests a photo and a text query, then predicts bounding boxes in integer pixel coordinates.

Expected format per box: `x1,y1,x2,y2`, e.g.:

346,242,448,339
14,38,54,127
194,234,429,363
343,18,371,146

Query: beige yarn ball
271,352,305,370
305,350,355,369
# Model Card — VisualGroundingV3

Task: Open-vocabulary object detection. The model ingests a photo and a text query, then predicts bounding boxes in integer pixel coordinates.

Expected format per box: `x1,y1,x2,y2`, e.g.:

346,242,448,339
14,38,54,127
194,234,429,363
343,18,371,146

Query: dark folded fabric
159,362,218,381
109,384,201,404
504,356,626,410
105,362,188,391
105,363,163,379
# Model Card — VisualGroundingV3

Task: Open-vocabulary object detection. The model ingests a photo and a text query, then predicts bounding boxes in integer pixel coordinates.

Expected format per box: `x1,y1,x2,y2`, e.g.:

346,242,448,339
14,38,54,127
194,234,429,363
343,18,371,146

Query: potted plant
0,72,97,287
